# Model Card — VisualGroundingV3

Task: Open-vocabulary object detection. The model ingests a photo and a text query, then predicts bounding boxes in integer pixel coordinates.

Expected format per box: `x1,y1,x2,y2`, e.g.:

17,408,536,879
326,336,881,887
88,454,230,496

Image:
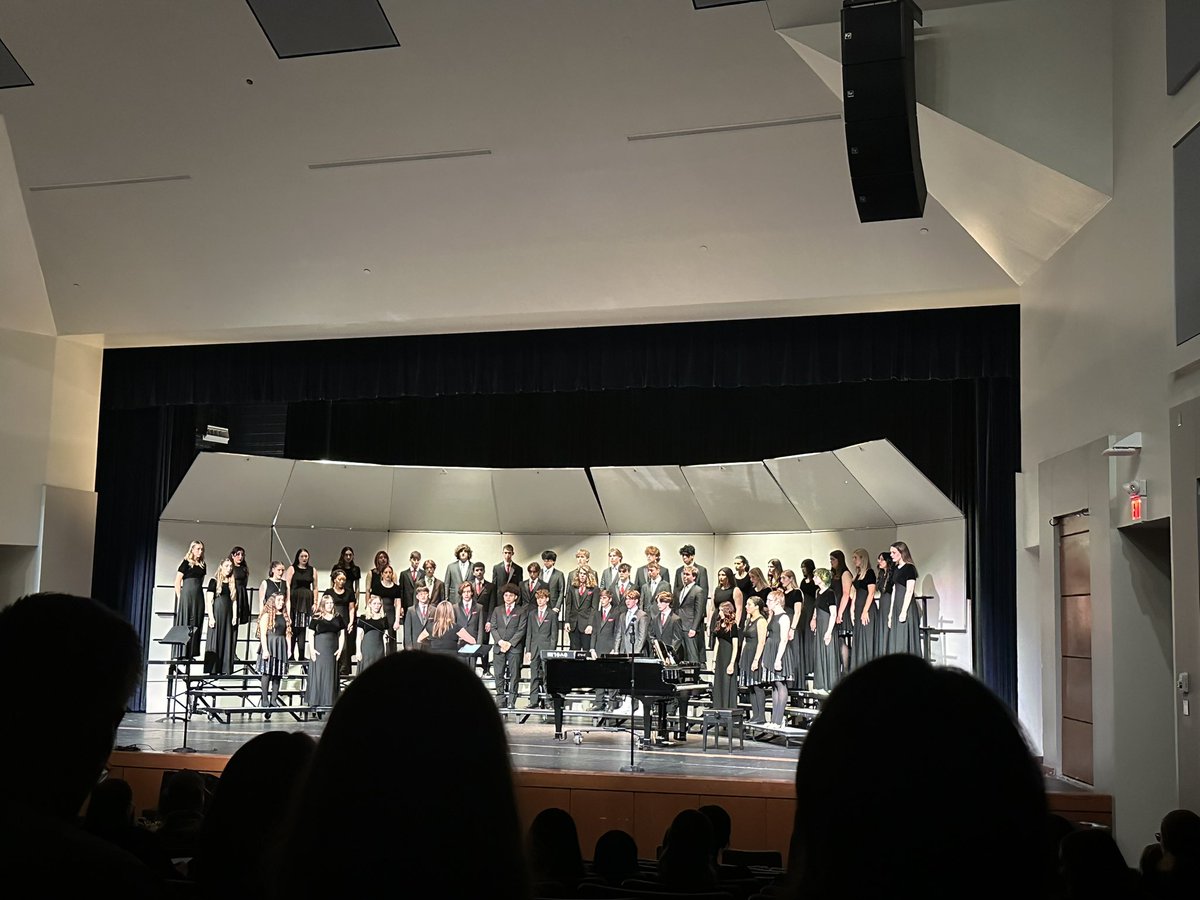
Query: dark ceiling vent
247,0,399,60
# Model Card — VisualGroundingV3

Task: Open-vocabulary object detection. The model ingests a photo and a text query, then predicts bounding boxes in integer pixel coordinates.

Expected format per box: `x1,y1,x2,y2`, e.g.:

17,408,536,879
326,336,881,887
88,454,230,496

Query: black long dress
204,578,236,675
290,566,314,658
176,561,206,658
357,616,387,672
326,588,354,676
795,579,819,687
710,621,739,709
734,575,752,625
763,614,796,684
372,579,403,654
738,618,767,687
875,567,893,657
813,587,840,691
231,561,251,624
307,615,344,707
891,563,922,656
851,569,878,670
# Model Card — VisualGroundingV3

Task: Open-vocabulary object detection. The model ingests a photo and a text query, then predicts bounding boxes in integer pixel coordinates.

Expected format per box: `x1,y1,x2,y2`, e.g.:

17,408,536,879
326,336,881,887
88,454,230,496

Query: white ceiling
160,440,962,534
0,0,1014,347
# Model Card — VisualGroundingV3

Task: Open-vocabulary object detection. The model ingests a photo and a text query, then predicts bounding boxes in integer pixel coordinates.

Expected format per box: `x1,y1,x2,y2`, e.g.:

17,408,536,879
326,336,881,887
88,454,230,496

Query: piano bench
701,708,746,752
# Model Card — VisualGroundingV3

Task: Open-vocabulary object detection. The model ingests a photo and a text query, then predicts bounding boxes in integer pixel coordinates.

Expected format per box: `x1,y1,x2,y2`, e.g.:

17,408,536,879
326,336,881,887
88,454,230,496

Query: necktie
506,605,513,617
661,613,667,626
538,610,544,624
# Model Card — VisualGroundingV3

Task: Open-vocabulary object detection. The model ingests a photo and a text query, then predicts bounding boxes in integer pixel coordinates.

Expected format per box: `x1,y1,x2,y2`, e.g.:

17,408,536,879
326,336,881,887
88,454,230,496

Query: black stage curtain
94,305,1019,709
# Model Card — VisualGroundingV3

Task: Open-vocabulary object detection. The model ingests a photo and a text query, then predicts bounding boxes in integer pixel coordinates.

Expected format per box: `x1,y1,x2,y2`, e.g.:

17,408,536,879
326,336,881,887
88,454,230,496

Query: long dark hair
829,550,848,580
292,547,310,569
717,566,735,589
876,553,892,593
228,546,248,573
800,558,816,581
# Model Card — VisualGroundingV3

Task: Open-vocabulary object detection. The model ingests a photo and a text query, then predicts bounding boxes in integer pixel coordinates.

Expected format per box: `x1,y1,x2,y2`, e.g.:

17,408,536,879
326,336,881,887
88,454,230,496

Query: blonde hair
572,567,597,589
852,548,871,577
184,540,205,568
644,545,660,560
431,601,456,638
215,558,235,591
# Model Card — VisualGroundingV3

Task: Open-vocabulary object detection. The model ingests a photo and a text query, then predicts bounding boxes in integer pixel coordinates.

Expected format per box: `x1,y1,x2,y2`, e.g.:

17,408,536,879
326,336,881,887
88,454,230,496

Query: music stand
157,625,194,725
620,620,644,773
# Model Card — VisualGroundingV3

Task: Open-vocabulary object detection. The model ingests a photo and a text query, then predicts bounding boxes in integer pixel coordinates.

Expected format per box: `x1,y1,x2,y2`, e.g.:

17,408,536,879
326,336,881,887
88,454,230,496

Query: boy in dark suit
490,588,527,708
491,544,521,592
540,550,567,612
520,562,542,607
649,590,685,660
588,589,619,711
403,585,432,648
563,566,597,651
523,587,557,708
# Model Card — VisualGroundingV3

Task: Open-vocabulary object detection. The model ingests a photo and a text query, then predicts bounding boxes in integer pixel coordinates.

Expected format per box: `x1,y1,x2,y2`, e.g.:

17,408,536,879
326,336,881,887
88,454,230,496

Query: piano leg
553,696,566,740
679,696,689,741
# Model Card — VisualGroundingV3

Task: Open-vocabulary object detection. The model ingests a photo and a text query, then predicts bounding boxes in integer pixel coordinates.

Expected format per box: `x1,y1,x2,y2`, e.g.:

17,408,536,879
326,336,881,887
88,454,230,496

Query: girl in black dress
732,556,752,624
307,596,344,709
850,548,878,670
875,552,893,657
174,540,206,659
812,568,840,690
258,584,290,717
372,564,403,654
764,591,796,727
325,569,356,677
738,596,769,724
332,548,360,675
204,558,238,675
781,568,809,686
228,546,251,631
829,550,854,678
285,548,316,660
258,560,287,627
766,558,784,591
418,601,461,655
746,567,771,607
713,566,743,629
708,600,740,710
889,542,922,656
354,595,388,673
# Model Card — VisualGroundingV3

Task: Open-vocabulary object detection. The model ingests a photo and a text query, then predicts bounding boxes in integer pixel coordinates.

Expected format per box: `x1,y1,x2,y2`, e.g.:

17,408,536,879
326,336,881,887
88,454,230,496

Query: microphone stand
620,618,644,773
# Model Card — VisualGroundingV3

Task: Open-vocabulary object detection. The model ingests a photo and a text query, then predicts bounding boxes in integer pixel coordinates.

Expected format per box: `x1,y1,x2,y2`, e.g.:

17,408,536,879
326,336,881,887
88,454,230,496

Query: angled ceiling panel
161,453,294,525
390,466,499,533
682,462,806,533
835,440,962,524
491,468,607,534
275,460,393,531
767,452,892,530
592,465,713,534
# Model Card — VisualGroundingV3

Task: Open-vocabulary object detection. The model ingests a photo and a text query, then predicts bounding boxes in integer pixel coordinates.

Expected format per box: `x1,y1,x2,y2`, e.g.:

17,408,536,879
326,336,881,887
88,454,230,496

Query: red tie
538,610,545,623
506,606,513,617
661,613,667,626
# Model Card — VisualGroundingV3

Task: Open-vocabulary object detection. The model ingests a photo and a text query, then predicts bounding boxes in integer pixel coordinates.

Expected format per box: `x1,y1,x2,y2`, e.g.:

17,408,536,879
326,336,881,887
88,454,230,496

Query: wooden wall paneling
1062,656,1094,723
515,786,572,832
633,792,699,858
763,798,798,862
1059,530,1091,595
1062,718,1095,785
1061,594,1093,658
569,789,636,857
699,795,765,851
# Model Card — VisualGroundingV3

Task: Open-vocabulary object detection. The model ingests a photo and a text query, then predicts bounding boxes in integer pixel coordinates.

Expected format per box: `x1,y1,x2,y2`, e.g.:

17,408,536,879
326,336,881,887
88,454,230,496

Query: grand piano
544,652,705,741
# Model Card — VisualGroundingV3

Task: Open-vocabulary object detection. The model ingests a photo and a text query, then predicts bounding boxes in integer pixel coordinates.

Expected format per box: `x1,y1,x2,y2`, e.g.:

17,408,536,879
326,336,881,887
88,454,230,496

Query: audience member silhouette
85,778,177,879
659,809,719,893
1143,809,1200,899
592,829,639,887
698,804,732,862
191,731,316,898
276,652,529,899
1041,813,1078,899
155,770,207,860
788,655,1047,899
1059,828,1139,899
0,593,159,897
528,807,586,892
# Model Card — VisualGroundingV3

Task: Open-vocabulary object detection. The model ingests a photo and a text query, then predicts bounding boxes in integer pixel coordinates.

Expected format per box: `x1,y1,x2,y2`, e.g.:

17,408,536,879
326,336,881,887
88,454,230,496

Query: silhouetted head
85,778,135,837
1060,828,1132,898
278,653,528,898
592,830,639,886
1161,809,1200,864
528,807,585,887
161,770,206,816
193,731,315,896
789,656,1045,899
0,593,141,818
660,809,717,892
699,804,732,855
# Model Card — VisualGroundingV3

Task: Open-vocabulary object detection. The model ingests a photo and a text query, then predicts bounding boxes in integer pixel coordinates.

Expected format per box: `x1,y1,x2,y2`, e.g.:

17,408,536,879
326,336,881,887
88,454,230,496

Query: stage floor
115,712,801,781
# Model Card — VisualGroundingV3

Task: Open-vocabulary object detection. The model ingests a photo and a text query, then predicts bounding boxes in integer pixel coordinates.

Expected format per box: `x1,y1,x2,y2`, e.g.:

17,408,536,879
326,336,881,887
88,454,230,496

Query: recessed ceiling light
245,77,254,85
919,227,929,235
362,267,371,273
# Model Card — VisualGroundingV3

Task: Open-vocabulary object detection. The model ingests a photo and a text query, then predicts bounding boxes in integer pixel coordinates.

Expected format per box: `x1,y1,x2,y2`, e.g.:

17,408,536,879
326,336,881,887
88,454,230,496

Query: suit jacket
454,600,483,645
639,576,671,613
492,560,523,593
399,567,424,608
420,577,445,607
445,559,474,602
614,608,650,656
489,603,527,649
673,563,710,600
675,583,704,633
611,580,636,607
599,565,622,592
470,579,496,622
650,611,686,656
590,604,620,655
519,578,543,608
563,586,596,631
403,602,434,647
541,568,567,612
525,607,559,658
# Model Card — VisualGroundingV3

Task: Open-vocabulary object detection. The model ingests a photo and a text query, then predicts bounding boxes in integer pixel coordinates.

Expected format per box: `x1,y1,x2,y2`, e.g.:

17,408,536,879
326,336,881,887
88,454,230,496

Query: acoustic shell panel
766,452,891,530
592,466,713,534
682,462,806,534
835,440,962,524
275,460,393,531
490,468,607,534
389,466,499,533
160,453,294,526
